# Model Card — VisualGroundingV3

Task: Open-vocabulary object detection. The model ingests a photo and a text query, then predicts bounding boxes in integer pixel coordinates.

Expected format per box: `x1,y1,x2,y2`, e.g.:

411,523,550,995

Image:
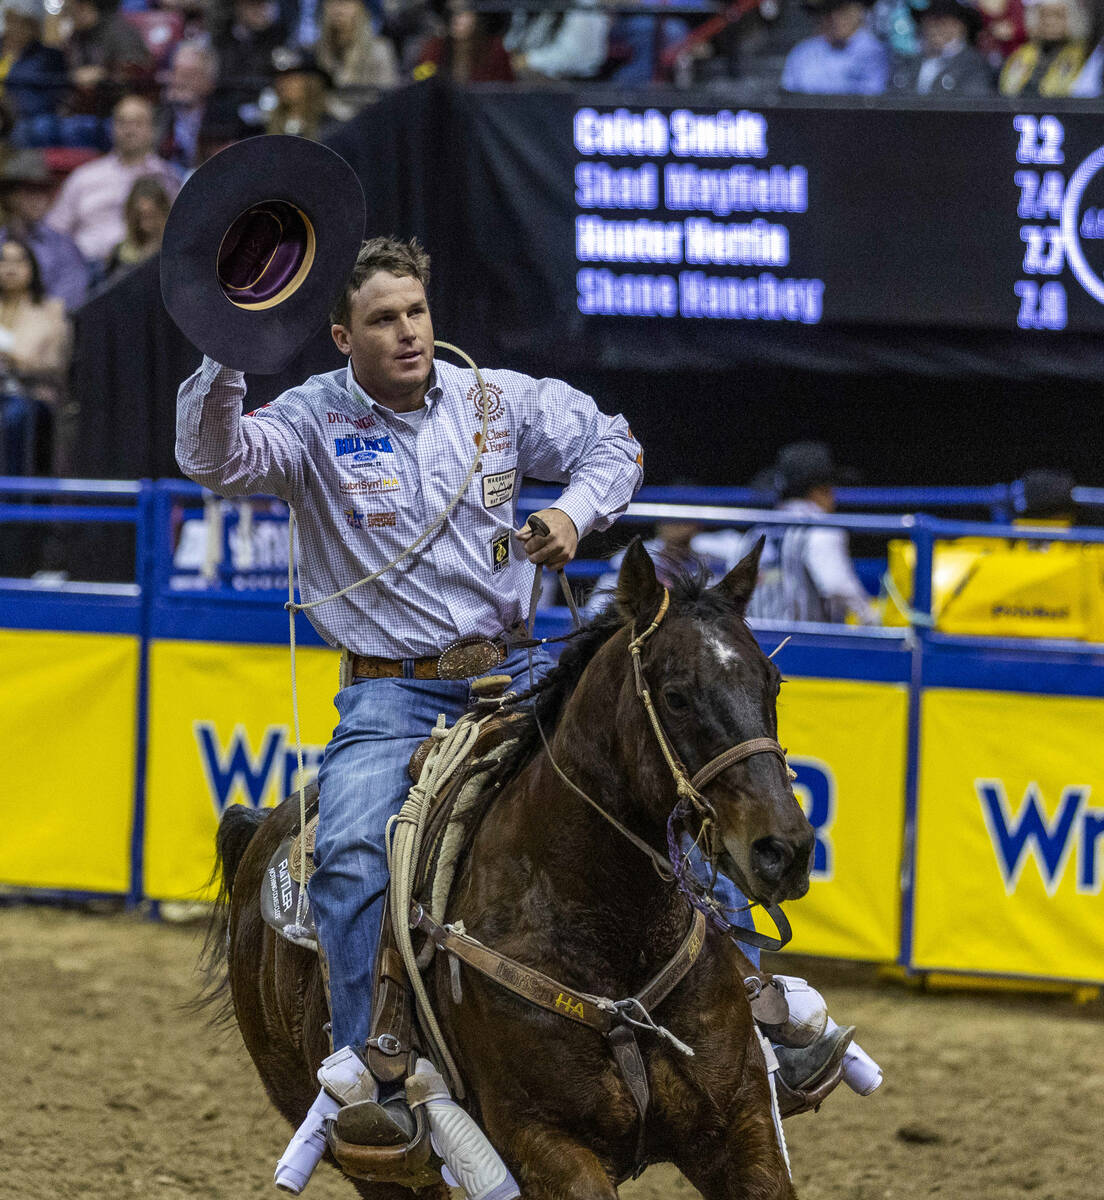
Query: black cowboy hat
160,134,365,374
908,0,985,37
753,441,861,500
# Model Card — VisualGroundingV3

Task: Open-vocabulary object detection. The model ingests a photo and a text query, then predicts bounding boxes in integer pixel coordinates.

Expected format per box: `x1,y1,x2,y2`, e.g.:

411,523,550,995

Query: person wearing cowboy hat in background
0,149,89,311
999,0,1089,94
744,441,878,625
891,0,994,93
781,0,890,93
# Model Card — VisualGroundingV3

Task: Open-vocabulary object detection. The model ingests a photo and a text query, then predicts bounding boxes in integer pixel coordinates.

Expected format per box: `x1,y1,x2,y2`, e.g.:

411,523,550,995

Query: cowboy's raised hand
515,508,578,569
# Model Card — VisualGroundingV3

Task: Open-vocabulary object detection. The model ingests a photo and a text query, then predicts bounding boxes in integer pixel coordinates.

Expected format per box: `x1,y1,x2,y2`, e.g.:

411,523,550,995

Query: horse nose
750,836,796,885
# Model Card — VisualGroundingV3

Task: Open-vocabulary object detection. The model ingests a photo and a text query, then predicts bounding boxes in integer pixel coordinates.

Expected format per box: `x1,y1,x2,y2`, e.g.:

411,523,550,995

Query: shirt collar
345,360,442,413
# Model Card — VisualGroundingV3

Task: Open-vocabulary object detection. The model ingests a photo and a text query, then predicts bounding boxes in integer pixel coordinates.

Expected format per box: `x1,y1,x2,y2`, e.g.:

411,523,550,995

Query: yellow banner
144,640,339,899
769,678,909,963
914,689,1104,982
0,629,138,893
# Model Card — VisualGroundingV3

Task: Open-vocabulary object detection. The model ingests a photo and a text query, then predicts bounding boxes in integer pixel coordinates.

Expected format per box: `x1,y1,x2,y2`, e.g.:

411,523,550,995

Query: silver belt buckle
436,636,502,681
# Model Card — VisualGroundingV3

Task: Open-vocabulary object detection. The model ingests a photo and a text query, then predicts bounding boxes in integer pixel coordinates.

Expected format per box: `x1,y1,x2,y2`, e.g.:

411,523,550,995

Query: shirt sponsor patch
482,467,516,509
468,381,504,421
327,410,376,429
334,434,393,462
473,426,512,454
491,530,510,573
339,476,400,494
345,509,398,529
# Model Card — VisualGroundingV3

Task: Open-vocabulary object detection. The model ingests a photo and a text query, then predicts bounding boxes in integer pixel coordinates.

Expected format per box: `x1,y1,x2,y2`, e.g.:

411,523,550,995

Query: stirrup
773,1024,854,1118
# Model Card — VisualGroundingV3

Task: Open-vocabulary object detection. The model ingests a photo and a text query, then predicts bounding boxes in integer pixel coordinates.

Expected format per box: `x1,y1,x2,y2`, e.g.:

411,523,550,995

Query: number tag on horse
260,835,319,951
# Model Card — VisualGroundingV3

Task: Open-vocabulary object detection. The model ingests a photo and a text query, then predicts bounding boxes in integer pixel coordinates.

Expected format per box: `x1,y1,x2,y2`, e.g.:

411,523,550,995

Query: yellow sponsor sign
0,629,138,893
914,689,1104,982
767,678,909,964
144,640,339,900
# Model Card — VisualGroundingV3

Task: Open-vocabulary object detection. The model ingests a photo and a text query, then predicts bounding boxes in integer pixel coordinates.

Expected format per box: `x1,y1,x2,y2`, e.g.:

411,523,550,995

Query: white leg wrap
769,975,828,1047
825,1017,884,1095
317,1045,379,1106
407,1059,520,1200
274,1086,340,1194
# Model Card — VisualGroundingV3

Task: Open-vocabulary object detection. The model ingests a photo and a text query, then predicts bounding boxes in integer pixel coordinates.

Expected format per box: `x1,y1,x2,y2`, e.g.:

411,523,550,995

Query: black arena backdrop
448,90,1104,367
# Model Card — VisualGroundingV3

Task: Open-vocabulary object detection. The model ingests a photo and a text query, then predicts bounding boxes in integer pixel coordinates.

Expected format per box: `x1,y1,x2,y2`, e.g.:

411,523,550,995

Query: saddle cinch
260,697,528,1187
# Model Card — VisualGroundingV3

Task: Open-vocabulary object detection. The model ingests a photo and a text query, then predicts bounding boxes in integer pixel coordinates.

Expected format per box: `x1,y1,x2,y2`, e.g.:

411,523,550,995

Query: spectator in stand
781,0,890,93
64,0,152,119
315,0,397,118
0,0,70,145
104,173,170,278
0,149,89,310
604,0,700,84
161,40,240,172
264,45,337,139
413,0,513,82
505,0,611,80
742,441,876,625
212,0,286,117
891,0,993,94
0,236,70,474
999,0,1088,93
46,93,180,265
976,0,1026,60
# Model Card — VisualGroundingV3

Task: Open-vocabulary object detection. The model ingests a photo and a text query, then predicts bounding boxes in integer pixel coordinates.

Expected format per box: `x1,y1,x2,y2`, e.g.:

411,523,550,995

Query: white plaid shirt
176,356,643,657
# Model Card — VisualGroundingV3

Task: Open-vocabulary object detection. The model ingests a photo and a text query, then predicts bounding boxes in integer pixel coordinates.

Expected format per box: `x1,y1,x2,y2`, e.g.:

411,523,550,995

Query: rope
385,711,490,1098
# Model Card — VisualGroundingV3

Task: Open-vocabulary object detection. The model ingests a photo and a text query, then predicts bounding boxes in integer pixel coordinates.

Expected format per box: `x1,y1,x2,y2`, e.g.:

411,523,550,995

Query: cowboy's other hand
515,508,578,568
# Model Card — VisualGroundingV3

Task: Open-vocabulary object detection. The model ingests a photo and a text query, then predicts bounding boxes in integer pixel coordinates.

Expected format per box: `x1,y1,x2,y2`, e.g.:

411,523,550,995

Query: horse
207,537,815,1200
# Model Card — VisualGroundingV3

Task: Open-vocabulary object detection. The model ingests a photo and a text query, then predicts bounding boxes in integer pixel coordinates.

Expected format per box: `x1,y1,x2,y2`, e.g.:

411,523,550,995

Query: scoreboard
557,104,1104,333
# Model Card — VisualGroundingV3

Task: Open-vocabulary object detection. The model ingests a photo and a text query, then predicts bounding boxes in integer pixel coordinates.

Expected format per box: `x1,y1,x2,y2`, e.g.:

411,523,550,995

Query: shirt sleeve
803,526,876,623
855,37,890,94
514,374,643,539
44,174,80,240
175,355,306,501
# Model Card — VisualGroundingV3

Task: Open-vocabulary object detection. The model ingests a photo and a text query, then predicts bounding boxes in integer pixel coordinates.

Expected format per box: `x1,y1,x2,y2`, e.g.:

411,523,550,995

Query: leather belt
345,636,509,682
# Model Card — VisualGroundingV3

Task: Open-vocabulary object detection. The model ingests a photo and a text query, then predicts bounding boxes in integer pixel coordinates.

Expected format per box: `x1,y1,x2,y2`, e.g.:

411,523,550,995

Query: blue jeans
310,647,553,1054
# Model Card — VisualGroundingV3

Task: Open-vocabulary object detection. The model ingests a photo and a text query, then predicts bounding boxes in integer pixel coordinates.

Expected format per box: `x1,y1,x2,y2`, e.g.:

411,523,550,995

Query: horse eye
662,688,689,712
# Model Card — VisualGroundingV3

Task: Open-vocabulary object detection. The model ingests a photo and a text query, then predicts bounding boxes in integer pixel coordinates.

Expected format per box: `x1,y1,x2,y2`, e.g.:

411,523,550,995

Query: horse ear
616,537,664,620
714,536,764,610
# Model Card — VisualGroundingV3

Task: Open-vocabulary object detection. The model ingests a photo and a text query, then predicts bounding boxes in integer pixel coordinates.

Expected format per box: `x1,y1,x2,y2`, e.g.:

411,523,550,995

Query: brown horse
208,538,815,1200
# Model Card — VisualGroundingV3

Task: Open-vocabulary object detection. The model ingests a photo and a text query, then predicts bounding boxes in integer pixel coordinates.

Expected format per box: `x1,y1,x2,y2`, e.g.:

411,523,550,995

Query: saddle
259,705,527,1186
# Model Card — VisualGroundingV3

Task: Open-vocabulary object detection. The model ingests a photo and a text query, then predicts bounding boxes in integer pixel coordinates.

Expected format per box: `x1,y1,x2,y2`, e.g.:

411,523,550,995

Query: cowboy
175,233,644,1141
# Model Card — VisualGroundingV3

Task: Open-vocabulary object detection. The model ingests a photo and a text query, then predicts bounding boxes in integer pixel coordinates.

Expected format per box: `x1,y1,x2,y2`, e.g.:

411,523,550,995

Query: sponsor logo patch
491,530,510,573
339,476,400,494
334,434,393,462
327,410,376,429
345,509,398,529
473,426,512,454
482,468,516,509
468,381,504,422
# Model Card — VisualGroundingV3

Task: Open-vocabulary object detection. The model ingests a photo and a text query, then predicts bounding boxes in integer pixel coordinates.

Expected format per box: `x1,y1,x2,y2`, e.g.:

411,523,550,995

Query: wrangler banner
769,678,909,964
0,629,139,893
143,640,339,899
913,688,1104,982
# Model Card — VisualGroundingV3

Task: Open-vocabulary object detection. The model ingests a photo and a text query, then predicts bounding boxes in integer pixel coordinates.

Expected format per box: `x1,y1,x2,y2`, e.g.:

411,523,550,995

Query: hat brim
161,135,365,374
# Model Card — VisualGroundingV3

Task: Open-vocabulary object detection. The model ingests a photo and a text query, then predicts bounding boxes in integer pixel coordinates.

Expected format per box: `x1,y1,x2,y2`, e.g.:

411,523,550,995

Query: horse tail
195,804,268,1024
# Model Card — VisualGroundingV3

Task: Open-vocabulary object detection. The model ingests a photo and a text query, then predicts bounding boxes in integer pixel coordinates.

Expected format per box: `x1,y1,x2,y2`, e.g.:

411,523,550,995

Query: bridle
535,585,797,953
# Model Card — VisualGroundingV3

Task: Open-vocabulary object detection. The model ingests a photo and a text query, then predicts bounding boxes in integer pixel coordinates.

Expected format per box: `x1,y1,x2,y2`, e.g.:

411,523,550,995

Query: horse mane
497,563,724,783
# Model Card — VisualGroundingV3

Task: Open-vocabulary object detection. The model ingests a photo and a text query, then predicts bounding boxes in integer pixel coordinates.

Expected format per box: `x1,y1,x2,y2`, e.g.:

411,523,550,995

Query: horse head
613,537,814,907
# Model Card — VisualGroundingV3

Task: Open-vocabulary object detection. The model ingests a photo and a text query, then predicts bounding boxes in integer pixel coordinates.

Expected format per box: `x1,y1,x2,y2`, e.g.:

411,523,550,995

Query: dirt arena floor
3,903,1102,1200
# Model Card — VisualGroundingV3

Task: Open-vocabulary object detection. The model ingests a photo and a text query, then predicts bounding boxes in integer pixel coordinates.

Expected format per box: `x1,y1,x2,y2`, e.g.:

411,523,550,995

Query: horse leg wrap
759,975,828,1048
318,1045,379,1106
406,1058,520,1200
274,1087,340,1194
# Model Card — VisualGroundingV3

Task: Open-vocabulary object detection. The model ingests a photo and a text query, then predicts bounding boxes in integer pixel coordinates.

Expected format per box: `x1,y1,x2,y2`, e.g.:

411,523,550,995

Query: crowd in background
1,0,1103,474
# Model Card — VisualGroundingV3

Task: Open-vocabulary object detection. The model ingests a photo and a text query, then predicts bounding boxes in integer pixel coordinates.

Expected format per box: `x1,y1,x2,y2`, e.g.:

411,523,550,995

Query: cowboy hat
160,134,365,373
